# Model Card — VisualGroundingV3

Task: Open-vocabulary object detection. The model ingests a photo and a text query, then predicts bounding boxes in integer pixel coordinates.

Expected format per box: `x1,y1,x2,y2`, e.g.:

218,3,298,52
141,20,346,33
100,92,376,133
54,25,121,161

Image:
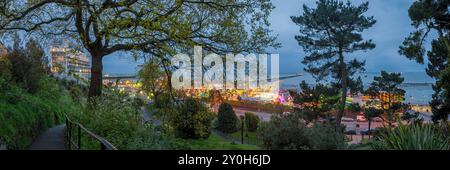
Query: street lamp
240,115,245,144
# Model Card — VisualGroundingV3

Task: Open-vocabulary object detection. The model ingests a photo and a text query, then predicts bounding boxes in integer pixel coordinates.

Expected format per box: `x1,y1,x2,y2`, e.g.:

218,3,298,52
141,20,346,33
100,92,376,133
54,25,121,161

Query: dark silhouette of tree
217,103,238,133
289,80,340,123
399,0,450,123
6,34,48,93
363,107,382,140
0,0,279,98
365,71,405,127
347,103,362,117
291,0,376,126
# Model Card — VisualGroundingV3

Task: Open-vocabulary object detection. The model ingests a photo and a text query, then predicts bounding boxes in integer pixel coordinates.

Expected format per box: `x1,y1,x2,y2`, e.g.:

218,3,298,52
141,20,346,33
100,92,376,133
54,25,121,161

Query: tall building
50,46,91,79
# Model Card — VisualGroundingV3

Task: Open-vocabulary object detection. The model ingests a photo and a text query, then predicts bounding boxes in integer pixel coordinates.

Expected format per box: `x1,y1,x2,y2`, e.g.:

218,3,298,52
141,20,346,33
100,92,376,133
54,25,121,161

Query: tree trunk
368,119,371,140
387,93,392,127
336,49,347,127
88,55,104,98
337,85,348,126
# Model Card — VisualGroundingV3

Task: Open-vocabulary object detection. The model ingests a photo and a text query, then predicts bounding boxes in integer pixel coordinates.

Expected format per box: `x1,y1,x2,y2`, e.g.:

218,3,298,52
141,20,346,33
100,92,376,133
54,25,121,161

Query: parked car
360,130,370,135
342,117,355,122
357,115,367,122
360,128,381,135
282,112,292,115
344,130,357,135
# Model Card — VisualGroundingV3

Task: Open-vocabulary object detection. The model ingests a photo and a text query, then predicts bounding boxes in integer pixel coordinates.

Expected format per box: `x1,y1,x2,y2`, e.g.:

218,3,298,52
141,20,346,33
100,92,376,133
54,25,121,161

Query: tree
365,71,405,126
138,58,167,106
244,112,260,132
363,107,382,139
6,35,47,93
347,102,362,116
0,0,279,98
170,98,214,139
217,103,238,133
291,0,376,126
399,0,450,123
289,80,340,123
402,110,422,124
0,42,11,88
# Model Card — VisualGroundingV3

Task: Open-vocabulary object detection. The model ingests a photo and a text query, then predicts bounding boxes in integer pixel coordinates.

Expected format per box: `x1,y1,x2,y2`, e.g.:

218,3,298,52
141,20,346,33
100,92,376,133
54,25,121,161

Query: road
233,107,273,122
341,121,384,132
29,124,66,150
233,106,385,132
142,101,162,126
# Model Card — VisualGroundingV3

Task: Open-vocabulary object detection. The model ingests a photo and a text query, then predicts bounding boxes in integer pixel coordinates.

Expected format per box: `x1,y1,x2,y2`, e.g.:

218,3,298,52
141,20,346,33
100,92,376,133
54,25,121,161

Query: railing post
65,117,69,142
68,121,71,150
101,143,106,150
77,125,81,150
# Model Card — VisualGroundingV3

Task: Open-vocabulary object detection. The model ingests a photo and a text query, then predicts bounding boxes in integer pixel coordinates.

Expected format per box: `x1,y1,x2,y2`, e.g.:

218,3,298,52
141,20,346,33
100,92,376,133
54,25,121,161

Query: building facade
50,46,91,79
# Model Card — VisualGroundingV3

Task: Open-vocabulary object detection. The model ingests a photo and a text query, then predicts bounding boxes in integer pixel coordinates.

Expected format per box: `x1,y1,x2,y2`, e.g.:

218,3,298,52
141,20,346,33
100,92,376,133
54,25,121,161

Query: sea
280,72,434,105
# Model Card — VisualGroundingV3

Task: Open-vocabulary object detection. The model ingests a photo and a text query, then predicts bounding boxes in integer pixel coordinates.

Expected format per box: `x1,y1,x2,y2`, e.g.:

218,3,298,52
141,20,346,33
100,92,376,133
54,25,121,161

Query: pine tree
365,71,405,126
291,0,376,126
399,0,450,123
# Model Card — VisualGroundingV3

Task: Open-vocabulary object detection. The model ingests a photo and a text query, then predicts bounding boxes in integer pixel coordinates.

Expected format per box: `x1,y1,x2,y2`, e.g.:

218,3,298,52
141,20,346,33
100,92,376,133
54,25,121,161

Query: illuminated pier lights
170,46,281,101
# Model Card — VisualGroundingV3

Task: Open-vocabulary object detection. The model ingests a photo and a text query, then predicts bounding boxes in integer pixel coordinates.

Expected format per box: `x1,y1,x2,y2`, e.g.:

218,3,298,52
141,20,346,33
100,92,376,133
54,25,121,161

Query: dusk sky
103,0,429,75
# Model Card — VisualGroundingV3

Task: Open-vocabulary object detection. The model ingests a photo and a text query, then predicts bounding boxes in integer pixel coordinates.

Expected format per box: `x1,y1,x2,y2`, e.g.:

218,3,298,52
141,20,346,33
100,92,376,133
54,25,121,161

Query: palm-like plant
371,123,450,150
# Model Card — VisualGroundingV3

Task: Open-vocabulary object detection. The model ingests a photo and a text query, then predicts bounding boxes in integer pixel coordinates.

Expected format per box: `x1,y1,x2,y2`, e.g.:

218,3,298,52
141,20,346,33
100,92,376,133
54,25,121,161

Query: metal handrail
65,115,117,150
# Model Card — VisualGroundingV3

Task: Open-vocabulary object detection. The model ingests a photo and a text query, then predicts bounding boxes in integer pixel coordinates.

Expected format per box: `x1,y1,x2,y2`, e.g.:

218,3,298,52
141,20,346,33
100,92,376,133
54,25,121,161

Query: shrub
0,78,78,149
217,103,238,133
257,112,347,150
244,112,260,132
170,98,214,139
72,90,173,149
308,123,347,150
370,123,450,150
257,113,310,150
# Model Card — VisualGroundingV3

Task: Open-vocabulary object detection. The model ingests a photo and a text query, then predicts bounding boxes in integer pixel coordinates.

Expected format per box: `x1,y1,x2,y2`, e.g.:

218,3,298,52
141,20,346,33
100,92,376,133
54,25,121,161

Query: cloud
270,0,427,73
103,0,429,75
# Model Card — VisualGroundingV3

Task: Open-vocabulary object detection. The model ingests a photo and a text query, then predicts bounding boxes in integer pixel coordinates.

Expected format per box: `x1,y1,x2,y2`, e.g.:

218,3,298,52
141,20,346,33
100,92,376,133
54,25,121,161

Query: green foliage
67,84,87,102
291,0,376,124
364,107,383,121
0,78,79,149
0,37,78,149
72,90,172,150
258,113,309,150
290,81,340,122
257,112,346,150
0,44,10,82
308,123,347,150
174,133,259,150
365,71,405,125
370,123,450,150
400,0,450,123
402,111,422,123
230,131,261,146
169,98,214,139
6,37,48,94
217,103,239,133
138,59,168,106
0,0,280,97
364,107,383,136
347,103,362,116
244,112,260,132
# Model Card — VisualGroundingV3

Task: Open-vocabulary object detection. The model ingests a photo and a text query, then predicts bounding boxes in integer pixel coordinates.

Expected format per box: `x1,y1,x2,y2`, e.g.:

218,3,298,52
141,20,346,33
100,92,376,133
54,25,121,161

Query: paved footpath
29,124,66,150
